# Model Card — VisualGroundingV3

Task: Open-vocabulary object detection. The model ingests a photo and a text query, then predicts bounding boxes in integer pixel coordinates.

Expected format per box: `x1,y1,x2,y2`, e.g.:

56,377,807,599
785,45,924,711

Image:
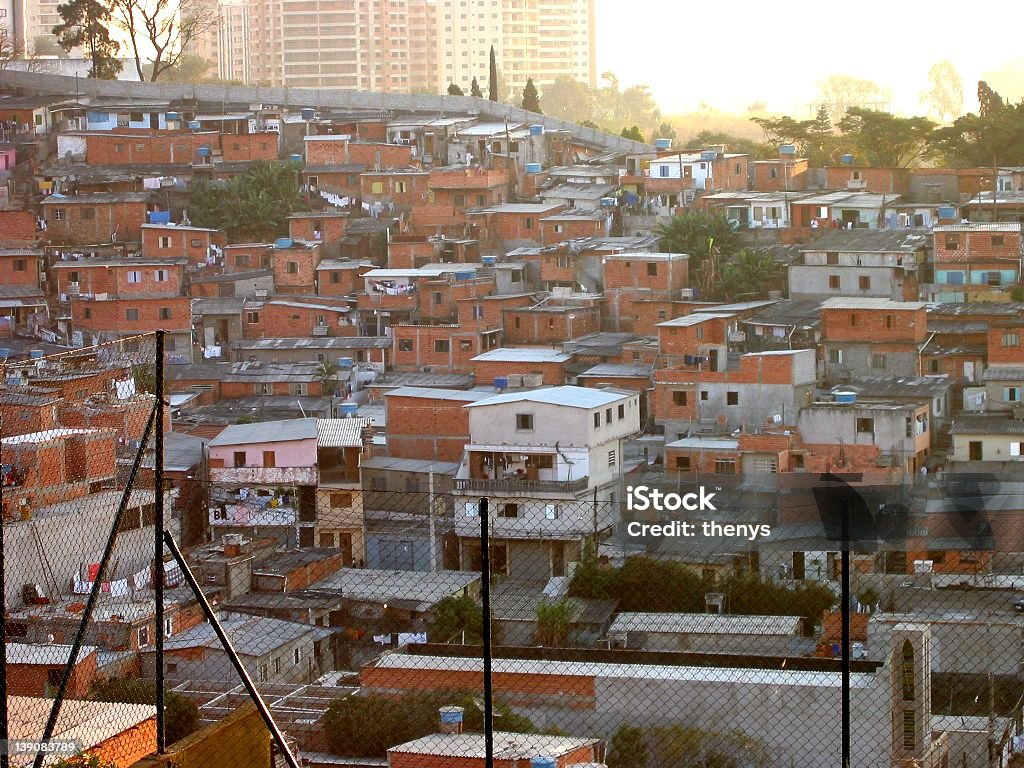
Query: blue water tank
531,758,557,768
29,349,44,359
493,376,509,390
654,138,672,150
197,146,211,157
454,271,474,281
600,197,616,207
529,124,544,136
166,112,180,122
624,192,639,205
338,357,354,369
439,706,464,725
841,154,855,165
0,348,10,359
937,206,957,219
525,162,543,174
779,143,796,155
301,108,316,121
700,151,718,161
274,237,293,249
188,120,201,131
481,255,497,265
834,391,857,404
289,153,303,163
340,402,359,417
148,210,171,224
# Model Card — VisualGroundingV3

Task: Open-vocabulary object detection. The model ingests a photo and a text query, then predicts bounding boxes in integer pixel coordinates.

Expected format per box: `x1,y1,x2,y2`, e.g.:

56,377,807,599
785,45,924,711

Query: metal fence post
154,329,166,753
480,496,493,768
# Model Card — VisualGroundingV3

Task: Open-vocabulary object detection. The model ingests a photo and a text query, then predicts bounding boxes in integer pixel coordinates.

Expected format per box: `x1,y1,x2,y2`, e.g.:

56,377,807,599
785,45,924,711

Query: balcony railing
454,476,590,494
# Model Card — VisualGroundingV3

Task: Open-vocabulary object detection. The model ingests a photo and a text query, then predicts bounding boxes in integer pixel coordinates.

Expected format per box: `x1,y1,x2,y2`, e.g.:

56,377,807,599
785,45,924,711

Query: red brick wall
482,209,565,242
650,376,698,423
631,300,685,336
289,215,348,244
224,244,273,272
658,317,730,357
751,159,809,192
281,551,344,591
348,142,414,168
934,229,1023,264
303,169,363,197
388,238,435,269
272,245,323,294
604,257,688,292
987,325,1024,366
360,173,430,206
220,133,279,162
257,302,350,338
84,132,218,165
0,401,59,438
43,201,150,244
317,265,371,296
60,401,160,444
72,296,192,334
456,294,532,328
391,325,484,372
0,210,37,241
55,262,184,297
540,217,604,246
820,306,927,343
0,253,39,286
408,205,467,237
471,359,566,386
418,277,496,324
6,654,97,698
711,155,749,191
385,394,473,462
141,227,226,263
824,167,910,195
502,306,600,345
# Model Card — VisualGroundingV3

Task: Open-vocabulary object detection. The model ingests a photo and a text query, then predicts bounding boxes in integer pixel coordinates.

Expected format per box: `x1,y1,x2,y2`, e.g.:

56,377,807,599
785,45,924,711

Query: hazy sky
595,0,1024,117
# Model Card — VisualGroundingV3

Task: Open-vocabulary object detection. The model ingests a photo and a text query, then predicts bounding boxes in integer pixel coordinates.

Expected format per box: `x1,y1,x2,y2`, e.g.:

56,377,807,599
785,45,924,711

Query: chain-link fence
4,384,1024,768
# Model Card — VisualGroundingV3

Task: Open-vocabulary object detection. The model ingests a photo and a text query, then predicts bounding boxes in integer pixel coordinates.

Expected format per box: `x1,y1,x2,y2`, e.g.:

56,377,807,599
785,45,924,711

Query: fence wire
3,372,1024,768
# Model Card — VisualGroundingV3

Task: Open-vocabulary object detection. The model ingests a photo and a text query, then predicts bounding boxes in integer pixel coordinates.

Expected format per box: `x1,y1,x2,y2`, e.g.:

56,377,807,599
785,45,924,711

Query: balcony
454,476,589,495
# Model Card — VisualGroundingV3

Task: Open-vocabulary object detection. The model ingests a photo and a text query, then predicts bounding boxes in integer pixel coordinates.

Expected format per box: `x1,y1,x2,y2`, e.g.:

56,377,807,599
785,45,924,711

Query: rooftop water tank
937,206,957,220
274,237,293,249
148,210,171,224
654,138,672,150
0,348,10,360
29,349,44,359
301,108,316,121
338,357,354,369
525,162,543,174
493,376,509,391
197,146,211,157
531,758,557,768
481,255,497,265
166,112,180,122
187,120,201,131
841,154,855,165
289,153,303,163
779,144,796,155
700,150,718,161
340,402,359,417
834,391,857,404
600,197,616,207
529,124,544,136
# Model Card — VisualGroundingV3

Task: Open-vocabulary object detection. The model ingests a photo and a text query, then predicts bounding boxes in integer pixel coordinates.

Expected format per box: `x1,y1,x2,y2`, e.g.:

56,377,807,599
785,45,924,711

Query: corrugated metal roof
208,417,317,447
800,229,930,253
657,312,735,327
982,367,1024,382
384,386,494,402
156,614,328,657
6,642,97,666
232,337,391,350
820,297,926,310
576,363,653,378
466,385,633,410
316,417,369,447
360,456,459,474
609,612,802,636
664,437,739,450
829,375,953,398
950,415,1024,435
935,222,1023,232
470,347,572,363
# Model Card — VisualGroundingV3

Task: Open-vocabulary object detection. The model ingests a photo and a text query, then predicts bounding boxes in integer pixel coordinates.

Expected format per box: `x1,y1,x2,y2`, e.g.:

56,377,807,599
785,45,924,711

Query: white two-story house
453,386,640,580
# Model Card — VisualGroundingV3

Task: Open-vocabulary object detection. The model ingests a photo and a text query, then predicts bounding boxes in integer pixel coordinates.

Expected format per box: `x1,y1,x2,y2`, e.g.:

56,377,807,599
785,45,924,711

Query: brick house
255,297,354,338
392,323,500,372
470,347,574,386
931,223,1023,302
502,296,601,345
223,243,274,273
303,135,414,167
52,257,188,300
656,313,736,369
0,210,38,242
41,193,155,244
316,259,374,296
539,209,609,246
360,169,431,208
819,298,928,379
220,132,281,162
824,166,910,196
0,389,62,438
750,157,809,192
5,643,98,699
383,387,493,462
141,223,227,264
301,163,366,197
428,166,510,213
456,292,534,330
467,203,566,246
272,240,324,295
288,211,350,246
604,252,690,332
70,295,193,357
0,247,42,288
70,130,220,166
166,361,325,405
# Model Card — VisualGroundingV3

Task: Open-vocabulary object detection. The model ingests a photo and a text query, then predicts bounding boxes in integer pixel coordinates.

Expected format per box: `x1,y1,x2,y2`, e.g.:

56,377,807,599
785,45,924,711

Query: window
394,181,407,193
646,262,657,276
477,194,487,206
236,254,250,268
273,658,282,675
125,308,139,321
593,412,600,428
1003,333,1021,347
675,456,691,471
726,391,739,405
516,413,534,430
454,194,465,207
659,165,669,178
858,275,871,290
945,235,959,250
618,404,625,419
556,255,571,268
159,308,172,320
12,259,26,271
258,664,268,683
1011,442,1022,457
850,313,858,327
263,450,276,467
137,627,150,647
856,417,874,433
545,504,559,520
607,448,617,467
80,207,95,220
331,492,353,508
524,218,533,230
988,271,1002,286
828,275,840,289
828,349,843,364
233,451,246,467
769,167,778,179
1004,387,1021,402
604,407,612,425
158,236,171,248
673,391,688,406
286,262,299,274
115,143,125,153
714,458,736,474
291,383,307,396
871,353,886,370
154,269,169,282
500,502,519,518
127,271,142,283
992,235,1005,247
52,209,65,221
190,238,202,248
929,359,941,373
434,339,450,352
885,315,894,329
432,291,443,305
246,311,260,324
398,338,413,351
700,391,709,401
472,305,485,320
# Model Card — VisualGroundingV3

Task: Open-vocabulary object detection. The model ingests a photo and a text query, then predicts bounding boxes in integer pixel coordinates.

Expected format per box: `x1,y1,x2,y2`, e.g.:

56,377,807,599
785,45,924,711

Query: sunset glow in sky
595,0,1024,116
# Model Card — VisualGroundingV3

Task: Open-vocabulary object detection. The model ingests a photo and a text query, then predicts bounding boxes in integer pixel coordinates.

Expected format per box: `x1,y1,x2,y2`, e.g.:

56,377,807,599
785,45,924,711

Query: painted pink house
0,145,16,172
207,418,319,484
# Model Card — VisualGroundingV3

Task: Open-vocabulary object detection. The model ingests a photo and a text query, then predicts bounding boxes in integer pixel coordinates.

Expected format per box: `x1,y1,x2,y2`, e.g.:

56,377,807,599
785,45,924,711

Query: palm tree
718,248,783,301
318,360,340,397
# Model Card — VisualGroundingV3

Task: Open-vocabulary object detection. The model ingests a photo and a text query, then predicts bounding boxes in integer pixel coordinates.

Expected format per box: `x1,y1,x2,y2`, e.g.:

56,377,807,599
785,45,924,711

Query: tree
54,755,118,768
158,53,213,83
978,80,1004,118
837,107,935,167
684,129,773,160
520,76,542,113
488,45,498,101
534,599,572,646
920,60,964,123
656,211,741,263
656,122,677,141
188,160,306,242
540,76,596,124
718,248,784,301
318,360,339,397
0,26,24,68
607,725,648,768
109,0,218,82
816,74,890,123
52,0,122,79
620,125,644,142
430,593,482,643
469,76,482,98
928,99,1024,167
579,119,599,129
750,114,815,156
89,678,199,744
446,81,464,96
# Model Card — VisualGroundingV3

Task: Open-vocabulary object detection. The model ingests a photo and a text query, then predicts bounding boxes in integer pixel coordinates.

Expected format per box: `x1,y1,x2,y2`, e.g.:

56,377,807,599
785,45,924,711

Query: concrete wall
129,702,271,768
